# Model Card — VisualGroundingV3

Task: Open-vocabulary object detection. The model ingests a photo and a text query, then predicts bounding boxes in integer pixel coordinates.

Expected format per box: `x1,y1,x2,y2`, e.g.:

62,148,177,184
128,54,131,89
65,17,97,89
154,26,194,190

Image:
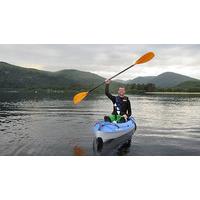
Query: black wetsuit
105,84,132,118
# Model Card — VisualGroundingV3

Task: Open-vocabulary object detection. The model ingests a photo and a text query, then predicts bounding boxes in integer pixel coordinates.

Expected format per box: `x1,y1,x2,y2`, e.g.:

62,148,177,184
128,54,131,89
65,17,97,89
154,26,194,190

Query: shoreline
145,92,200,95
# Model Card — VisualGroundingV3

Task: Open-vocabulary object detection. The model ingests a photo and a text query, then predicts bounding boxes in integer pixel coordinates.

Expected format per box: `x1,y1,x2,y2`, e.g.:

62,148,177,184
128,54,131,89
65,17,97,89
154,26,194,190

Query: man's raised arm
105,79,115,103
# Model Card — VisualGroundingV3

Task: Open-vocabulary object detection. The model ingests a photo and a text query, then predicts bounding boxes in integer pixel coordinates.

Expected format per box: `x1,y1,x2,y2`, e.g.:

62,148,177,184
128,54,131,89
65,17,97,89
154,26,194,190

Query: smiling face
118,87,126,97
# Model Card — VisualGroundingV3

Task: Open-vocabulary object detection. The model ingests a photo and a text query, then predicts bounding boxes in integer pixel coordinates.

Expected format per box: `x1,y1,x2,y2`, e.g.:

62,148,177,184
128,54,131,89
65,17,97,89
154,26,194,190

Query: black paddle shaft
89,63,135,93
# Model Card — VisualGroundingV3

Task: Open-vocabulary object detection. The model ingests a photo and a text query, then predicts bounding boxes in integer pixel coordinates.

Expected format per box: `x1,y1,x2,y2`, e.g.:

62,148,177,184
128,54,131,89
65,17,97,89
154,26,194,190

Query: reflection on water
0,94,200,155
73,146,86,156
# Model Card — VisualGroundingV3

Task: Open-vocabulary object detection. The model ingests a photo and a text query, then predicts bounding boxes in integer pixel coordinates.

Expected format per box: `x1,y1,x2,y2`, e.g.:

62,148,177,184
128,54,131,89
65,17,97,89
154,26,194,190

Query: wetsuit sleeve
127,98,132,117
105,84,115,103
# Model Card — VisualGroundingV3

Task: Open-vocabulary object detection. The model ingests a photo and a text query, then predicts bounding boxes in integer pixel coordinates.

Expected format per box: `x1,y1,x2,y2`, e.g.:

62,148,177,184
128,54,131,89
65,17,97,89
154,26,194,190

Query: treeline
126,83,200,93
126,83,156,94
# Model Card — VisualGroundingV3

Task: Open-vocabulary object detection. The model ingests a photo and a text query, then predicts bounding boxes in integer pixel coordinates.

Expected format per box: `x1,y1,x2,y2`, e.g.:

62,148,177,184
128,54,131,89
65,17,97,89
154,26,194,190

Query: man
104,79,132,123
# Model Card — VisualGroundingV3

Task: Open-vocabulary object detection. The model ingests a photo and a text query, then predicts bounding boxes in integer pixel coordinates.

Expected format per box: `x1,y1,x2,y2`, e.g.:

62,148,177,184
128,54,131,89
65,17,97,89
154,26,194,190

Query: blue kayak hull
93,117,137,143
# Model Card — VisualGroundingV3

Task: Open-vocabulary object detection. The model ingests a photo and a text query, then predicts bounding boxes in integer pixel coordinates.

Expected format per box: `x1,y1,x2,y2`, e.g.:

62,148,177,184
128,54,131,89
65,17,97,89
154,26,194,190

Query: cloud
0,44,199,79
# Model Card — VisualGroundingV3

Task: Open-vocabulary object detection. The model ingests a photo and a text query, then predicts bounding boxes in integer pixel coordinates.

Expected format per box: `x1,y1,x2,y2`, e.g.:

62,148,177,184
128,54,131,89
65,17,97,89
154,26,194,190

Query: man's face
118,87,126,97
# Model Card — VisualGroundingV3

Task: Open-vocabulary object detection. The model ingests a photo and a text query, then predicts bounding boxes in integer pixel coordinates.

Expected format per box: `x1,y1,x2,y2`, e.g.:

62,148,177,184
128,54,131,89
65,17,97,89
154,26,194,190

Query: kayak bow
93,117,137,143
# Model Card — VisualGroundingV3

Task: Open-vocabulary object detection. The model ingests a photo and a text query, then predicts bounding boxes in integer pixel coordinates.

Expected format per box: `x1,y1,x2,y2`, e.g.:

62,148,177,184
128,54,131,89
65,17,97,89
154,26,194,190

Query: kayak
92,117,136,154
93,117,136,143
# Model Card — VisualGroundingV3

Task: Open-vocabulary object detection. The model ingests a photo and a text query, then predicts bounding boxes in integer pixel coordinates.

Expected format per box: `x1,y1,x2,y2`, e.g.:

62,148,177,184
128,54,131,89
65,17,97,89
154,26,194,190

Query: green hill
175,80,200,92
151,72,197,88
1,61,199,94
0,61,122,92
128,72,198,88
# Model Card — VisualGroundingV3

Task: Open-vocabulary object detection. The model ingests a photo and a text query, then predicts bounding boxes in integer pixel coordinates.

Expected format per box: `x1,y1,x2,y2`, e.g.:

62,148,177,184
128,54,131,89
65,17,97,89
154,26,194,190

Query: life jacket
114,96,128,115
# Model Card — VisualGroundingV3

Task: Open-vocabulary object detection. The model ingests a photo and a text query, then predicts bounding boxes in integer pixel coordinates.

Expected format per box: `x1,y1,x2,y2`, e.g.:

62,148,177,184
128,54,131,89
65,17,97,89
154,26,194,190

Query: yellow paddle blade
73,91,89,105
135,52,155,64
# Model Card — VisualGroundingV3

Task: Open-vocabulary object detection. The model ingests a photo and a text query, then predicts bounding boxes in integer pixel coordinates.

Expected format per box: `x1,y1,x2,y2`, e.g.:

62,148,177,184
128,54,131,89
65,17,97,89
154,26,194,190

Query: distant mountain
0,61,121,91
127,72,198,88
114,79,127,84
1,62,198,91
150,72,198,88
127,76,155,84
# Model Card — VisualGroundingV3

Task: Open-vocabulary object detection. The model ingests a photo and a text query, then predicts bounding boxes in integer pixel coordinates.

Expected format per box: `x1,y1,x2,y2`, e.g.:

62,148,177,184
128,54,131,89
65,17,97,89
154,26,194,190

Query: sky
0,44,199,80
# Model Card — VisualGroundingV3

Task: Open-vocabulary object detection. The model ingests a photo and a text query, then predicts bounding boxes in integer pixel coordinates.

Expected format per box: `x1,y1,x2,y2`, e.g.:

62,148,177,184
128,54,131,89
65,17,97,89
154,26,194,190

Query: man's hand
105,79,111,84
123,114,128,120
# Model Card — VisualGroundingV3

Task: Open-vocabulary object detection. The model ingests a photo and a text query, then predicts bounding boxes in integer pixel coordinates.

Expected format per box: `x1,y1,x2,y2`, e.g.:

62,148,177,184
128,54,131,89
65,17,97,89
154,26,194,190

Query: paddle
73,52,155,104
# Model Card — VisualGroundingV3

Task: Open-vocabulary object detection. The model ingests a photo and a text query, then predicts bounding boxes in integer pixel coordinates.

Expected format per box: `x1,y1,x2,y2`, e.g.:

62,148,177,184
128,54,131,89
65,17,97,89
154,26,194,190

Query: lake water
0,94,200,156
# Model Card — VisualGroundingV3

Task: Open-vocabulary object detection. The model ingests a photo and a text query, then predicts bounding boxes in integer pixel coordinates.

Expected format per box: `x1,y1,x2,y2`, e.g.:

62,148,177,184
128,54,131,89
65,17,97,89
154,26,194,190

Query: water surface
0,95,200,155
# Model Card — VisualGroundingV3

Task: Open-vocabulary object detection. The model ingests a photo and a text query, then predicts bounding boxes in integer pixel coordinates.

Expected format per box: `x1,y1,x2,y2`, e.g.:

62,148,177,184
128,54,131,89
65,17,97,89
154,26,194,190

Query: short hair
118,87,125,90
